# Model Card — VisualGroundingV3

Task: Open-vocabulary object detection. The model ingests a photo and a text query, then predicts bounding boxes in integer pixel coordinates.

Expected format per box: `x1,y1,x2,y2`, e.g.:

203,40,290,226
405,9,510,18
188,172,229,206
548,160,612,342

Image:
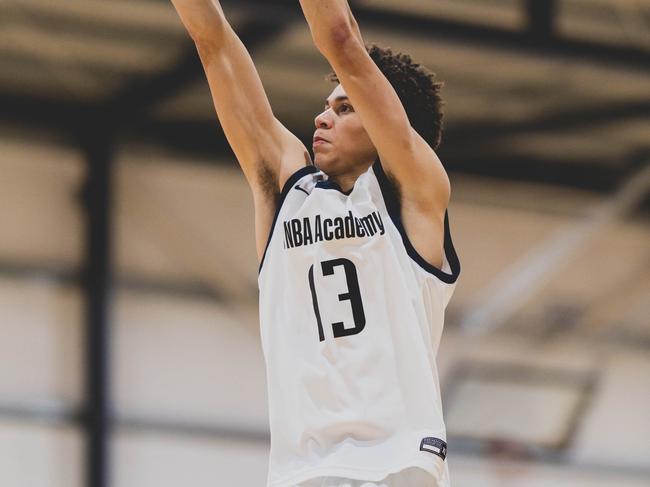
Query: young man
170,1,460,486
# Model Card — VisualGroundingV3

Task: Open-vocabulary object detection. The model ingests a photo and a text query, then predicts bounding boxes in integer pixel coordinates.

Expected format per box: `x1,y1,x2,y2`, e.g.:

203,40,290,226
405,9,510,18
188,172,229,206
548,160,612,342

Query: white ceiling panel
0,23,181,73
559,0,650,48
359,0,526,30
2,0,184,35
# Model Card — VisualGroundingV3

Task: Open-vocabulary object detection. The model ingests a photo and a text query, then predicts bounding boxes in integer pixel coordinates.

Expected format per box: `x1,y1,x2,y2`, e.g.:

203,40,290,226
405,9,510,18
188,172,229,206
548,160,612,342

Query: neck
329,159,375,192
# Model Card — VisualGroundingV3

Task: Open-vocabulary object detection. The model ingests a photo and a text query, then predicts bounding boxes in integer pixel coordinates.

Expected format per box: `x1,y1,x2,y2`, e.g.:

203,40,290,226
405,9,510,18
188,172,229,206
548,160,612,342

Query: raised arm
298,0,450,211
170,0,311,259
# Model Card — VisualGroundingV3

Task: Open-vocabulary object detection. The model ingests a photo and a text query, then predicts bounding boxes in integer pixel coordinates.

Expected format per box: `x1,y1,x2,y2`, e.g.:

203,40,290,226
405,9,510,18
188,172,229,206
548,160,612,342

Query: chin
313,155,331,172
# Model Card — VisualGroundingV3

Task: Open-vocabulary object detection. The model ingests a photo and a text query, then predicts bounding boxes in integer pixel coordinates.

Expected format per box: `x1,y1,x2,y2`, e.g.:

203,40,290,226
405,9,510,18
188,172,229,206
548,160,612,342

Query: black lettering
333,217,345,239
324,218,334,240
308,265,325,341
361,215,376,236
291,219,303,246
372,212,385,235
355,217,366,237
314,215,323,242
303,217,313,245
284,221,294,248
344,211,355,238
321,258,366,338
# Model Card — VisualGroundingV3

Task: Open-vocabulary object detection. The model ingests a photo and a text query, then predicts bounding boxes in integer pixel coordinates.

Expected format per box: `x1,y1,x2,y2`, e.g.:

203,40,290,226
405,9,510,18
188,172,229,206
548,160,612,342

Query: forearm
298,0,364,54
171,0,309,195
170,0,229,46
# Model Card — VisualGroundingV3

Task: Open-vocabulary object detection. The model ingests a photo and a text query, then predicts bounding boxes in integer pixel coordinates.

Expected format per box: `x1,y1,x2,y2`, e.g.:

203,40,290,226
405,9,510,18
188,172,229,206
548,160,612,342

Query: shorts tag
419,437,447,460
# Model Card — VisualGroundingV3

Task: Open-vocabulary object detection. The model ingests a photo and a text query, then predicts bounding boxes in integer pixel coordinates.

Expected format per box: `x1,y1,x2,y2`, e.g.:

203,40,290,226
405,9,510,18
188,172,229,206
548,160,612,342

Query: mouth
313,136,329,147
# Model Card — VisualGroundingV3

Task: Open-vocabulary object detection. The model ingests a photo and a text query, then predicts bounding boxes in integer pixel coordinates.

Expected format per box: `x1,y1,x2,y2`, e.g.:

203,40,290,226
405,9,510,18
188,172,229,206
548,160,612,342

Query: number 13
308,258,366,342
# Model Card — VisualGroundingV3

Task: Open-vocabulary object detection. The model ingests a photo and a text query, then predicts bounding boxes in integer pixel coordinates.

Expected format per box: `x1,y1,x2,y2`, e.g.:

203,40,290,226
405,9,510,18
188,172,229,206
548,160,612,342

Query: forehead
326,83,347,102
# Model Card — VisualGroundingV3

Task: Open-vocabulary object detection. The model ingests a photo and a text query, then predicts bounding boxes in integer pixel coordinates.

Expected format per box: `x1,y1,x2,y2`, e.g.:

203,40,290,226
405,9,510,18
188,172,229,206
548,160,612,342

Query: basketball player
170,1,460,486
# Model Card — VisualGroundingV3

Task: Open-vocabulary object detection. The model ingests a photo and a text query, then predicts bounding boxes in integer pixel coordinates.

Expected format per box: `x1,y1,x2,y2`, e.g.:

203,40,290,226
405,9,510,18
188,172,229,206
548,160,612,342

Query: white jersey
258,159,460,487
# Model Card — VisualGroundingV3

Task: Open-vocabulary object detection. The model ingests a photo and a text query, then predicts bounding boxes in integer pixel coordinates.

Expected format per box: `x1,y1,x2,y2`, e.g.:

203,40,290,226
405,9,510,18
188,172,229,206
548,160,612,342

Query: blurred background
1,0,649,486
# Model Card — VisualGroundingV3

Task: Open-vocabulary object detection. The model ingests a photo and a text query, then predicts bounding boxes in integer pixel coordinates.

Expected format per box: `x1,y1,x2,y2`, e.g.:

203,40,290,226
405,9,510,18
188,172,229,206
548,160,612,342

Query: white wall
1,140,649,486
0,421,83,487
114,430,268,487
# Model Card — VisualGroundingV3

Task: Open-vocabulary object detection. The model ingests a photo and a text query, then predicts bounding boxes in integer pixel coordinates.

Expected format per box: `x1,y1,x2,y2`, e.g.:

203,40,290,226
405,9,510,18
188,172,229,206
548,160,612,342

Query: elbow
192,22,232,62
314,22,360,58
172,0,230,48
189,17,230,51
327,22,356,46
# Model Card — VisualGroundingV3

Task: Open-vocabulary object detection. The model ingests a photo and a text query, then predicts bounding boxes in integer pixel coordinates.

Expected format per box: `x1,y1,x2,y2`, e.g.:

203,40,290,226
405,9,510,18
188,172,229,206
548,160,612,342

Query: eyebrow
324,96,349,107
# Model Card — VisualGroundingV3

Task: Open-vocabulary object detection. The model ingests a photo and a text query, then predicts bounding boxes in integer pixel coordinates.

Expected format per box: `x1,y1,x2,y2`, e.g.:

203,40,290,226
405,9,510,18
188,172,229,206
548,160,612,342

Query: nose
314,108,333,129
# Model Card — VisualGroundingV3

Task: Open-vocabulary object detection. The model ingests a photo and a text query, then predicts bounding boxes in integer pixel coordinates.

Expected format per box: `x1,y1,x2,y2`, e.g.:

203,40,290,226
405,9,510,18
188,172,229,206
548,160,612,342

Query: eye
339,103,353,113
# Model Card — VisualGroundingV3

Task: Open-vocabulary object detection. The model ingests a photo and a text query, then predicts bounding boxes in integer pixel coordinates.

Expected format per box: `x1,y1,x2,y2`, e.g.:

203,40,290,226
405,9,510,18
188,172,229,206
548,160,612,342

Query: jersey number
308,258,366,341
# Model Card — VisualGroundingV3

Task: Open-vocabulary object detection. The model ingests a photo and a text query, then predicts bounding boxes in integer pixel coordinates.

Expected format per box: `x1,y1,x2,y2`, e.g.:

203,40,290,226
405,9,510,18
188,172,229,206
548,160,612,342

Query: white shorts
296,466,444,487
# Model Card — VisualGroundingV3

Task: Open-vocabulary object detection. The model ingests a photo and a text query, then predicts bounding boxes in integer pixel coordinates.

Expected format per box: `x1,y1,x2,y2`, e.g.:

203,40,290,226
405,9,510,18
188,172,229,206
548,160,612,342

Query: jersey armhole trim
372,158,461,283
258,164,319,274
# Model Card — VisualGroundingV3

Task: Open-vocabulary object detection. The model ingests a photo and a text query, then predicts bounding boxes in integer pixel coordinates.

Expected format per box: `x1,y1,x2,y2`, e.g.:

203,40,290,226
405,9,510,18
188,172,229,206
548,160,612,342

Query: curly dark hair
326,43,445,150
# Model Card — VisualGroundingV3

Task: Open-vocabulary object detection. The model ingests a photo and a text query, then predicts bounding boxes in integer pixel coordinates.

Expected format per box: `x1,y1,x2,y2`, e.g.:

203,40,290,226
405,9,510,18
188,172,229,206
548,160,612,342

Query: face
313,84,377,177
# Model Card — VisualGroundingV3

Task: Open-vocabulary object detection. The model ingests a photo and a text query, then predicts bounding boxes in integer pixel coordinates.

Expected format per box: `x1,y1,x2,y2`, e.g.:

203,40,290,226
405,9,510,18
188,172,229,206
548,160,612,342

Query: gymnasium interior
1,0,649,485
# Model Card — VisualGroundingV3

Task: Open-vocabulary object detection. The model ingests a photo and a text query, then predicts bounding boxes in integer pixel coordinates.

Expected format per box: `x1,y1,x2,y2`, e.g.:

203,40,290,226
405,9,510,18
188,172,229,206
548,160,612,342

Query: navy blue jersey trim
258,165,319,274
314,179,353,195
372,158,460,283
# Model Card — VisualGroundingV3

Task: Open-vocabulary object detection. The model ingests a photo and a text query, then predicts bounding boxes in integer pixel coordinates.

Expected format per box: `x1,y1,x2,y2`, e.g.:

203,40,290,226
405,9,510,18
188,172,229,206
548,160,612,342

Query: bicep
197,25,309,191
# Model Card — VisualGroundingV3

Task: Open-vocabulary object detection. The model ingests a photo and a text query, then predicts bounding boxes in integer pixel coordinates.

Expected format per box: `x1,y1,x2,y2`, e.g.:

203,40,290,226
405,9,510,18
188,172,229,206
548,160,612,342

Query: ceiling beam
0,14,299,135
1,88,647,193
4,7,183,45
526,0,557,40
131,119,648,193
98,16,295,130
438,151,648,193
356,4,650,72
0,259,222,301
222,0,650,72
0,92,87,133
444,99,650,142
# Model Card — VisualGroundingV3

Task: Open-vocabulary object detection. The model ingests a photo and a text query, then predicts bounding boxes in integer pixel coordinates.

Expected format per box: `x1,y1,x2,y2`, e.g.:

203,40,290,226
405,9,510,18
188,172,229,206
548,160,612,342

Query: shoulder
373,158,459,282
251,149,313,206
